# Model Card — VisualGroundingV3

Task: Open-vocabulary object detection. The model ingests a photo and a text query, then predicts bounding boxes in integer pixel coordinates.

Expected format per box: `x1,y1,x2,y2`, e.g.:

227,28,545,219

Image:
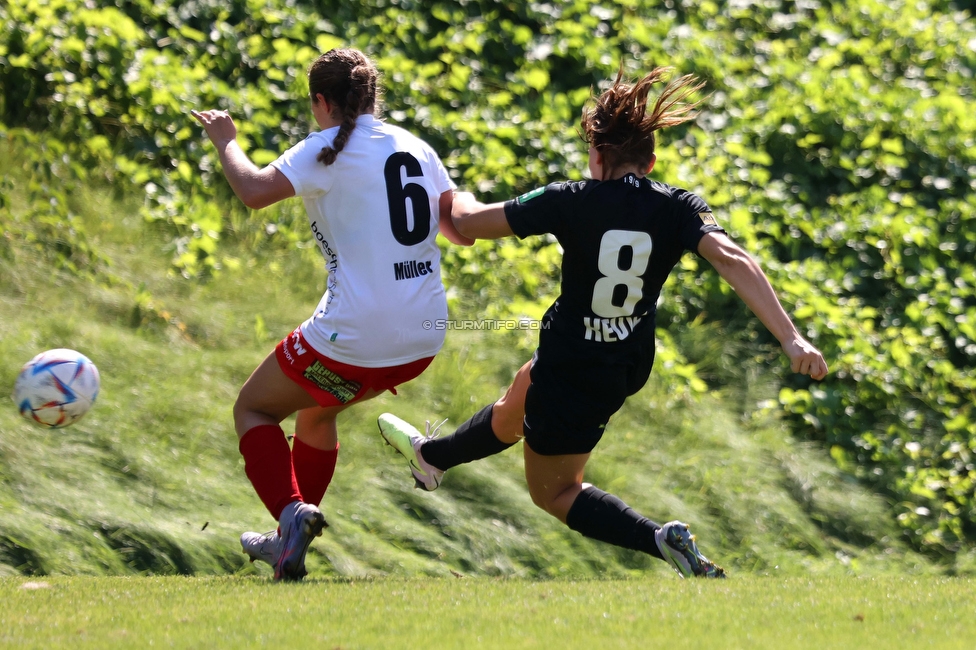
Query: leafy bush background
1,0,975,562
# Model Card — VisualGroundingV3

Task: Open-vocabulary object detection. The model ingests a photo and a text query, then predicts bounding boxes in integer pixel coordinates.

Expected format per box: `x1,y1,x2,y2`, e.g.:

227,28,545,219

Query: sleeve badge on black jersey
699,211,718,226
516,187,545,204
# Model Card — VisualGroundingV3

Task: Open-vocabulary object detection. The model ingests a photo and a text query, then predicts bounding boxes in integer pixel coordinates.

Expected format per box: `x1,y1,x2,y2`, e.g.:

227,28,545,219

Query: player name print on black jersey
393,259,435,281
582,314,646,342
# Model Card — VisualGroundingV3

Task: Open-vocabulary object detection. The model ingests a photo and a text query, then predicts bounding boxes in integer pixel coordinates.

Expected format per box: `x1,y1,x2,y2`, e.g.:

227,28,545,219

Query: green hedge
2,0,975,560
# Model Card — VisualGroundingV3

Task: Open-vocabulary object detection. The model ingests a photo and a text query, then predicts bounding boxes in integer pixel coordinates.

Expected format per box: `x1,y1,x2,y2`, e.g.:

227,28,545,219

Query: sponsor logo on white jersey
310,221,339,273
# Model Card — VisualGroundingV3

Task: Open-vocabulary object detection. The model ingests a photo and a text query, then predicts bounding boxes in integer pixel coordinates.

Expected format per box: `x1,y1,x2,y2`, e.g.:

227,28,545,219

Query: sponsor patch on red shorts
275,328,433,407
302,360,362,404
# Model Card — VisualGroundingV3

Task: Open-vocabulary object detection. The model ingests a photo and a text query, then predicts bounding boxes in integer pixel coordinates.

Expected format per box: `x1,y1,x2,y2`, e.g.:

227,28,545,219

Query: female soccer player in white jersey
193,48,471,581
378,67,828,578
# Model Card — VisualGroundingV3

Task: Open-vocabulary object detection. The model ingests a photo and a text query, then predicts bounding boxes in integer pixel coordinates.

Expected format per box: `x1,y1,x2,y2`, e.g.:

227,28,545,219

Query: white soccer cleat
654,520,726,578
240,530,282,567
274,501,328,581
377,413,446,491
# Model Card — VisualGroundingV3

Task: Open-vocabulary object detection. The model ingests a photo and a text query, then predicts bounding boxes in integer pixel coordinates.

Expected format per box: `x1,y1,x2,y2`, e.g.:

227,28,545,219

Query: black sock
565,486,664,560
421,404,515,471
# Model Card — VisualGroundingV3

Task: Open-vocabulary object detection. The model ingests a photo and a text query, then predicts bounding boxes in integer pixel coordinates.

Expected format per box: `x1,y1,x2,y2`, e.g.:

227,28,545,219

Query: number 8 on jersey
591,230,652,318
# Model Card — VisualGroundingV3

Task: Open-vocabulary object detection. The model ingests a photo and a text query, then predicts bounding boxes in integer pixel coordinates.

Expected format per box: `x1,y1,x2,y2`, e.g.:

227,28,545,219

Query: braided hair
307,48,381,166
580,66,707,174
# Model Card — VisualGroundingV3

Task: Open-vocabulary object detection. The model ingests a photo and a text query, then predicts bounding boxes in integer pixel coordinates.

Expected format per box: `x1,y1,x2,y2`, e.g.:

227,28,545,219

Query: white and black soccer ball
12,349,100,428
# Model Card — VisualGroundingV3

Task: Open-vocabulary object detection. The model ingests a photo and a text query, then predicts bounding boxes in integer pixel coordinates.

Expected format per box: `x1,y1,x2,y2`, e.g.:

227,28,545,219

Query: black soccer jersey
504,173,725,350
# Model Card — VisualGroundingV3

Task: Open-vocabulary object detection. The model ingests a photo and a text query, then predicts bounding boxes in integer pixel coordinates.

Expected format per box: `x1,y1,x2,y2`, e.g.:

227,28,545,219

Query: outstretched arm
437,191,475,246
451,191,514,240
191,109,295,210
697,231,828,380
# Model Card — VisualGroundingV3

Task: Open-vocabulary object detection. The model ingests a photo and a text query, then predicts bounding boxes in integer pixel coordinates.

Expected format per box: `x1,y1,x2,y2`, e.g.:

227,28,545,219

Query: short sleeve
425,149,456,196
503,181,579,239
673,189,725,252
270,131,336,198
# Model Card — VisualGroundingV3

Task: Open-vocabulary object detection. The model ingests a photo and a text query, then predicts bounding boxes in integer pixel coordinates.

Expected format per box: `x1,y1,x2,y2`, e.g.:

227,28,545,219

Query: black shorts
522,336,655,456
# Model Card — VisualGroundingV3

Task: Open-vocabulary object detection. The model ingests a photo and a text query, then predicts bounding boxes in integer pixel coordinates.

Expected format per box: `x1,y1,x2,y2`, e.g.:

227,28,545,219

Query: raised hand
191,109,237,148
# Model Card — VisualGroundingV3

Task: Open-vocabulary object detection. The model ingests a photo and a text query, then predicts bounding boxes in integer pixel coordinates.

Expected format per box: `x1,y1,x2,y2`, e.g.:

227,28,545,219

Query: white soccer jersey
271,114,454,367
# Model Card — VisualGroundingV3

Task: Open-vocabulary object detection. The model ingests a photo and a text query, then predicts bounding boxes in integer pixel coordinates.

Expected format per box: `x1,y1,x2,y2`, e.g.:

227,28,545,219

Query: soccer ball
12,349,101,428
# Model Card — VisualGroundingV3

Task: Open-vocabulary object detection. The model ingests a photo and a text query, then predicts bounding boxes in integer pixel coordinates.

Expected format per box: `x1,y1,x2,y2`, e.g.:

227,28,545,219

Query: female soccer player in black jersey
379,67,828,578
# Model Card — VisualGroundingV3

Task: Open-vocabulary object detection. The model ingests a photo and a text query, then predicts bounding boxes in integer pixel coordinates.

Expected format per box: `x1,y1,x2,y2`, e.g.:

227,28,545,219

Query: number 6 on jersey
385,152,431,246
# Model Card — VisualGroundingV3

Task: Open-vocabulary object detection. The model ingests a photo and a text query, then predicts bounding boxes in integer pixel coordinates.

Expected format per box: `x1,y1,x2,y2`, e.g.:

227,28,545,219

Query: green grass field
2,575,973,648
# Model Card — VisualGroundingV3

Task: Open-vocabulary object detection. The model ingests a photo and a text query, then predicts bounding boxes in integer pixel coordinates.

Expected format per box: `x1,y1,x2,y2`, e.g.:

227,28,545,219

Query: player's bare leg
234,351,319,438
522,445,589,522
489,360,532,444
523,442,724,578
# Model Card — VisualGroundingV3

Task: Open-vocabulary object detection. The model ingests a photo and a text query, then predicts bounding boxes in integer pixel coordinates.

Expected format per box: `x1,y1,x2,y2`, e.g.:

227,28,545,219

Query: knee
527,487,549,513
295,407,339,448
232,393,250,426
233,391,269,438
527,480,586,522
526,483,559,517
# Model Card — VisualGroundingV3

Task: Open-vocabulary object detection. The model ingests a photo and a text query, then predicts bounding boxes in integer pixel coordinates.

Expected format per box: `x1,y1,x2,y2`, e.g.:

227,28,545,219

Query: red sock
239,424,302,520
292,437,339,506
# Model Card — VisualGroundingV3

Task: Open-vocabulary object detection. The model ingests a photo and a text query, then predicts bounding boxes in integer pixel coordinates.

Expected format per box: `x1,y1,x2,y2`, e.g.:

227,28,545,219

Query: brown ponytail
580,65,707,172
306,49,381,166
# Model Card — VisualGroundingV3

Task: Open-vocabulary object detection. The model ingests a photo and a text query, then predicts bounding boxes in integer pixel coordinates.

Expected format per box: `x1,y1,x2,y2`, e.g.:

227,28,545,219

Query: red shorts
275,328,433,407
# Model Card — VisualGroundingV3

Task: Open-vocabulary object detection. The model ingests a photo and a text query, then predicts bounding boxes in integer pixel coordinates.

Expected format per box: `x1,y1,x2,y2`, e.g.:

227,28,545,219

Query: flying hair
580,65,707,172
307,48,381,166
